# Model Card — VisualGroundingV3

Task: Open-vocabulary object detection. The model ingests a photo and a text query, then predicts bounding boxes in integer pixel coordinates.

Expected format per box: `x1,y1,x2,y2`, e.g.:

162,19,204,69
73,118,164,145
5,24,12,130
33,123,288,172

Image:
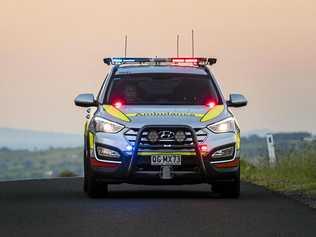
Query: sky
1,0,316,134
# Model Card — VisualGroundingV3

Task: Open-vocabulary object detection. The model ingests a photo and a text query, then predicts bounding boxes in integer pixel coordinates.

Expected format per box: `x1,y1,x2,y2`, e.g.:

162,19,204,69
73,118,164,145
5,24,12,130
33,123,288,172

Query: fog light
211,146,234,159
147,130,159,143
96,147,120,158
175,130,186,143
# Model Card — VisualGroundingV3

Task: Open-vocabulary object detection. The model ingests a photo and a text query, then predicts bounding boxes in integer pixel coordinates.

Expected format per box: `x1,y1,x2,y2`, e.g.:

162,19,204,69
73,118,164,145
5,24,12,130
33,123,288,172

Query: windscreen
106,73,220,105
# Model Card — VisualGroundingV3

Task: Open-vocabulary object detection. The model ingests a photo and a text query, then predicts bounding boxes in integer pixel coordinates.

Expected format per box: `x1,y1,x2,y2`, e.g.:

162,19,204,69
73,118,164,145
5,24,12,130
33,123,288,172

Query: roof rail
103,57,217,66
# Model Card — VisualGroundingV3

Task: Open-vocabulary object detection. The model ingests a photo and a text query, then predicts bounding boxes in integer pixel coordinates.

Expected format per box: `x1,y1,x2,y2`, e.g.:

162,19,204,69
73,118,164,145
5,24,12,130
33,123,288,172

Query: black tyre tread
83,139,88,193
85,136,108,198
212,178,240,198
87,174,108,198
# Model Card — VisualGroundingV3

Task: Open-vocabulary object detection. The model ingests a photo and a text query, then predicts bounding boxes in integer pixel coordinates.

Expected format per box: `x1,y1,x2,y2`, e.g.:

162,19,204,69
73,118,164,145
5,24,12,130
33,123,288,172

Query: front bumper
88,125,240,184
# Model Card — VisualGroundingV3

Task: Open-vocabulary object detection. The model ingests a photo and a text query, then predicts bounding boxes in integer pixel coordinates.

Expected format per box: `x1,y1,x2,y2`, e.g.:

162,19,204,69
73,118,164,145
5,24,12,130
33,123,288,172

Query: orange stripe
213,159,240,168
90,158,119,168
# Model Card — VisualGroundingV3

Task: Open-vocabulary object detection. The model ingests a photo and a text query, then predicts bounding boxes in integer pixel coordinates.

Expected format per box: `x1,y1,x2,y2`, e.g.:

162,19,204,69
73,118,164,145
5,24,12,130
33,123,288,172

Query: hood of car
100,105,227,128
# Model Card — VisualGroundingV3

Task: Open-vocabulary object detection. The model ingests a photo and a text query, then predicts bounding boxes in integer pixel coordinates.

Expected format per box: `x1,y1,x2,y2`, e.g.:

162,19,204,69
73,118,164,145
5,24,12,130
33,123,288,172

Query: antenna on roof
191,29,195,57
176,34,180,57
124,35,128,58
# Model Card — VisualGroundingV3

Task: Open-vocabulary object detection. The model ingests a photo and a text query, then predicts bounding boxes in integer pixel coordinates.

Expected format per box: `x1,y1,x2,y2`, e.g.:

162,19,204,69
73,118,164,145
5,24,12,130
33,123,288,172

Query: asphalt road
0,178,315,237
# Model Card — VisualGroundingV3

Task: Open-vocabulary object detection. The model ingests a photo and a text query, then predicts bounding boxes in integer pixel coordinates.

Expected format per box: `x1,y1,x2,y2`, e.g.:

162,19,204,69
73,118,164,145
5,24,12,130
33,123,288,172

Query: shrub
58,170,78,177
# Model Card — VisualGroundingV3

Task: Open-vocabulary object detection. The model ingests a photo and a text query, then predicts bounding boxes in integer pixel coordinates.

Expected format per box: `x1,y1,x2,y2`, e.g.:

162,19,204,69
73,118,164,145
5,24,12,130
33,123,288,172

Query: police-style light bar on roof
103,57,217,66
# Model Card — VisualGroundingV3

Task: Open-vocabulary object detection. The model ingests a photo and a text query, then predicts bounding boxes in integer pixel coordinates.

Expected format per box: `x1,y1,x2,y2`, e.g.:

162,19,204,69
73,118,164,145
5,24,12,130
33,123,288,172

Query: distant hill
0,128,82,150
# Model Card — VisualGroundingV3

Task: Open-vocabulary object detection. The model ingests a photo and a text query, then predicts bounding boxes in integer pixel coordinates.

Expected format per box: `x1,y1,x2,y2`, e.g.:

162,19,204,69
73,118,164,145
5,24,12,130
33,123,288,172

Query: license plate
151,154,181,166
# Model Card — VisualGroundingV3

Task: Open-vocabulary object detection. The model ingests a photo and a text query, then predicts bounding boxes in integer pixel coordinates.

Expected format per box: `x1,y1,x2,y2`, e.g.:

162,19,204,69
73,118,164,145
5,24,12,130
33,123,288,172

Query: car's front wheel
86,171,108,198
83,147,88,193
212,167,240,198
212,178,240,198
84,141,108,198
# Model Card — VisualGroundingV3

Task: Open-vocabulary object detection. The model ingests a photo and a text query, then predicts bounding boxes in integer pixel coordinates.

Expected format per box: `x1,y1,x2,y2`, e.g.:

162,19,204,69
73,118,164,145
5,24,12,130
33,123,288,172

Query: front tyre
86,170,108,198
83,146,88,193
212,178,240,198
84,139,108,198
212,169,240,198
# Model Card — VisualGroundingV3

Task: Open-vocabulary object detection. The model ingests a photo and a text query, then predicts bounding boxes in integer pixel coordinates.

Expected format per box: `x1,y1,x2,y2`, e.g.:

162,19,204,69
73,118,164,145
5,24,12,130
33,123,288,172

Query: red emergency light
198,144,208,153
206,100,216,108
171,57,207,64
113,100,124,108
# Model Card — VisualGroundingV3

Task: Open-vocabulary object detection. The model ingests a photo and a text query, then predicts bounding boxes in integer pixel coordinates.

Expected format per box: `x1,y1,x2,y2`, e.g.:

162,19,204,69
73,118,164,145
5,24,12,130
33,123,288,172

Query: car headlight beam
94,117,124,133
207,117,235,133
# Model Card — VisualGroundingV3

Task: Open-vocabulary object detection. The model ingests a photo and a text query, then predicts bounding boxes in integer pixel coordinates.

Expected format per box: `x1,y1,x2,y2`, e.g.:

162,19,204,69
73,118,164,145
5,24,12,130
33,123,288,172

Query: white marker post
266,133,277,167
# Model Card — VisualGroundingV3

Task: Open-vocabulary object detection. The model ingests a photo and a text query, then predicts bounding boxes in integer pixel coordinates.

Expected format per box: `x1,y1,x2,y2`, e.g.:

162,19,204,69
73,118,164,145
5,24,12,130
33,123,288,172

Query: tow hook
160,166,173,179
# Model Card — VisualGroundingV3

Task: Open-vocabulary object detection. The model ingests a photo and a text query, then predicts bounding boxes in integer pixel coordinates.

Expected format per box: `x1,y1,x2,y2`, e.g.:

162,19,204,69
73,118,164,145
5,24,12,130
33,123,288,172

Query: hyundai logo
158,131,175,140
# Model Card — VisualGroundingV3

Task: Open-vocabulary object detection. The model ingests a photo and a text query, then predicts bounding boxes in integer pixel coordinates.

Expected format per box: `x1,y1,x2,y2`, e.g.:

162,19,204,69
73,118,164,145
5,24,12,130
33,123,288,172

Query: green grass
241,141,316,195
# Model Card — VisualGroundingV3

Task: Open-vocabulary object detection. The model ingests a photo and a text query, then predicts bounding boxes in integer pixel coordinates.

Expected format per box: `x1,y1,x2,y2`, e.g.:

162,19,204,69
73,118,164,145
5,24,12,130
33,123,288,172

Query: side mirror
74,93,97,107
227,93,247,107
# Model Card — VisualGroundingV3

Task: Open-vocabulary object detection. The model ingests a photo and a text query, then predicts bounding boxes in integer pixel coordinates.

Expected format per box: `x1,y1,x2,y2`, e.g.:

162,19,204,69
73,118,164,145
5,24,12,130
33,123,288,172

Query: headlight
207,117,235,133
94,117,124,133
